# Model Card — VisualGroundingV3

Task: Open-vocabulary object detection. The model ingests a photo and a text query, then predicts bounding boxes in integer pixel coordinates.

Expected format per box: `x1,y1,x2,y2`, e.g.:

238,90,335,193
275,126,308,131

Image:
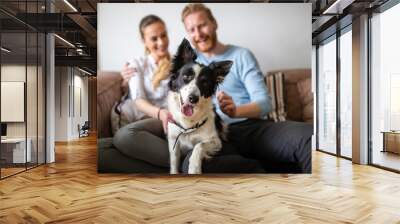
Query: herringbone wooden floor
1,135,400,224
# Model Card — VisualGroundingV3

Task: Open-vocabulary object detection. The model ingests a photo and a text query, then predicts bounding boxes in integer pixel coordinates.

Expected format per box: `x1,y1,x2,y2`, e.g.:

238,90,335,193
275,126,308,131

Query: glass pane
318,37,337,154
340,29,352,158
38,33,45,165
26,0,39,170
27,31,38,169
371,3,400,171
1,31,27,177
0,1,46,178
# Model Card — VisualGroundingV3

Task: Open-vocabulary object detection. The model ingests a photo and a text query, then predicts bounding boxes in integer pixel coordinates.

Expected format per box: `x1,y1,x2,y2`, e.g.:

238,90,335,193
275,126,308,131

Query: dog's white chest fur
167,92,222,174
169,118,217,152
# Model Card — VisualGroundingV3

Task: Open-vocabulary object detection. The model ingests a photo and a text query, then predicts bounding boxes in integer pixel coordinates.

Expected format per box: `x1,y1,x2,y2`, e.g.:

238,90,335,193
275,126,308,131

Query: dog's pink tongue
182,104,193,117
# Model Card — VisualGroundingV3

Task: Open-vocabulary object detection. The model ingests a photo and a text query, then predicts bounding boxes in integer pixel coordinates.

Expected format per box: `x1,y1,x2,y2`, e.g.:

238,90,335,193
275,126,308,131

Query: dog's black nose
188,94,199,104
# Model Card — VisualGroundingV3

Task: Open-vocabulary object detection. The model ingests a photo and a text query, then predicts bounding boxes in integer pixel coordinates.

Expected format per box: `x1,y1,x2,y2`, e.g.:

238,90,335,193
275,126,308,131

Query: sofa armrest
97,71,123,138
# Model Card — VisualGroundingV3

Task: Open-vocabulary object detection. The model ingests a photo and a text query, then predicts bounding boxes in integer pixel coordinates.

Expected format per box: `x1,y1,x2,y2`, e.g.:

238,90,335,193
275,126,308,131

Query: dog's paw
170,168,179,175
188,166,201,174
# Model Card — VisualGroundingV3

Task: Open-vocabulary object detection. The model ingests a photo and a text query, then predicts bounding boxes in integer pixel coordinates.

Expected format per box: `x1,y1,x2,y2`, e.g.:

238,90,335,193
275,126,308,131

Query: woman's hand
121,62,137,87
158,109,170,134
217,91,237,118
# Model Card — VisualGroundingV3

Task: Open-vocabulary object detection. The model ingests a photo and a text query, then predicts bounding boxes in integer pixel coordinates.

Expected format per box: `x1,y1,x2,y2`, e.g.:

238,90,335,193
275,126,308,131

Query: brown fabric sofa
97,71,167,173
266,69,313,123
97,69,313,173
97,71,122,138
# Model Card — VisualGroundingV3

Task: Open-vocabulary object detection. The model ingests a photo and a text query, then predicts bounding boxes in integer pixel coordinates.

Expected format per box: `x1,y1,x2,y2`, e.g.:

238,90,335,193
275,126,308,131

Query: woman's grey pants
113,118,264,173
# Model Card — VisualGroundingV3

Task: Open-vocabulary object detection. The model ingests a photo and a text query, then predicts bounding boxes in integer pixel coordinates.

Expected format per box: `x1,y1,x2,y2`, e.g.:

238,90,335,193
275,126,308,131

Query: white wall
98,3,311,73
1,65,39,137
55,67,68,141
1,66,26,125
72,73,89,138
55,67,89,141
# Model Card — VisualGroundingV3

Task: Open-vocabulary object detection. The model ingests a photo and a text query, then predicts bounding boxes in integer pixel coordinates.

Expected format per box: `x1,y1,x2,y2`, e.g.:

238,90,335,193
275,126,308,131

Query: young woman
122,14,171,133
114,15,172,168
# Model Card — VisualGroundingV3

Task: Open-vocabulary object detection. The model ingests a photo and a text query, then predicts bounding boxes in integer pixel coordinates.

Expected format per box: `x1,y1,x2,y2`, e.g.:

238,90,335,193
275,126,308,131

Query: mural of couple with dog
111,3,312,174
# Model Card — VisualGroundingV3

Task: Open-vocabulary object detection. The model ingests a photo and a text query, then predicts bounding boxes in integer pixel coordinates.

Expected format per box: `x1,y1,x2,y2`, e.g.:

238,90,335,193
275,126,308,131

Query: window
340,28,352,158
371,2,400,171
317,36,337,154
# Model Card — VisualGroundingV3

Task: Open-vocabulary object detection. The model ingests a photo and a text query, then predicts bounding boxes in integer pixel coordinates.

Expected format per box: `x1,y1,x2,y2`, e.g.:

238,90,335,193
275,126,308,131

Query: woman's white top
128,54,169,113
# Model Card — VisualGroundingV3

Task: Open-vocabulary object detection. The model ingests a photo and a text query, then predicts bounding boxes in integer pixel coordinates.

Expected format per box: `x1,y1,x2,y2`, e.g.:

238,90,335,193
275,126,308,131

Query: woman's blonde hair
181,3,217,25
152,57,171,89
139,15,171,89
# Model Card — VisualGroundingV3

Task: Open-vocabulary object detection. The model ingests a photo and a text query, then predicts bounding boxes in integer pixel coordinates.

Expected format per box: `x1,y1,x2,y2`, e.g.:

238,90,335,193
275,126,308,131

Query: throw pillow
274,72,287,122
110,92,145,135
265,72,287,122
265,75,278,122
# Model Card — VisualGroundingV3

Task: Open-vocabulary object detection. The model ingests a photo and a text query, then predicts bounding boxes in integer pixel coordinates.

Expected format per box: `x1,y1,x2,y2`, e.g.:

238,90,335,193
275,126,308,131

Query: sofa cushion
297,78,313,105
297,77,314,123
97,71,123,138
285,82,303,121
303,102,314,123
97,71,123,95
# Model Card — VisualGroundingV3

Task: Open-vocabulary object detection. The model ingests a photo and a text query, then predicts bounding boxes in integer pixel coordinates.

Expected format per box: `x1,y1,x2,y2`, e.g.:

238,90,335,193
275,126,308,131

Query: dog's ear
177,39,197,63
209,60,233,84
168,73,179,92
171,39,197,73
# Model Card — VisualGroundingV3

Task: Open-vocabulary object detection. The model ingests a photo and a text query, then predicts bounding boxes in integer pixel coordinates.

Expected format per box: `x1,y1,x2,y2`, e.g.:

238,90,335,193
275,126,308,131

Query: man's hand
217,91,236,118
121,62,136,87
158,109,170,134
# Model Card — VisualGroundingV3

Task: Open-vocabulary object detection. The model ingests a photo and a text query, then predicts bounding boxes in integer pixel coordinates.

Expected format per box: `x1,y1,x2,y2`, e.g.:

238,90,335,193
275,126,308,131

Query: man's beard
194,32,217,53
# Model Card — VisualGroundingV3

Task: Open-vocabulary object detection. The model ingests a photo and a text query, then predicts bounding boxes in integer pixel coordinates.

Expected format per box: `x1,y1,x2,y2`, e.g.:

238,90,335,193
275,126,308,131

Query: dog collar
170,117,208,134
170,117,209,153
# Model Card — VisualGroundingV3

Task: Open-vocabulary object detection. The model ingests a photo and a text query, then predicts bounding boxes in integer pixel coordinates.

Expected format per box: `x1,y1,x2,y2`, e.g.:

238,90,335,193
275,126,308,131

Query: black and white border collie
167,39,233,174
